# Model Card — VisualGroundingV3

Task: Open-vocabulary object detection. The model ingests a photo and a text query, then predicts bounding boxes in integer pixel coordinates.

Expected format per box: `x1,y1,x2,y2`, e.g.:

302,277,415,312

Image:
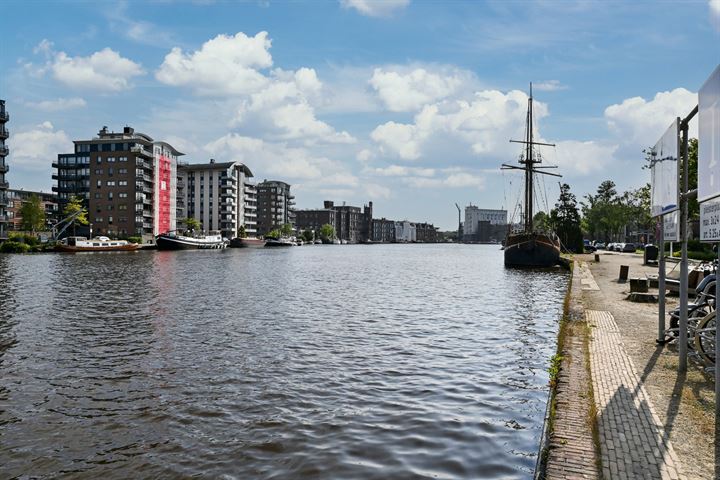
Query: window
119,180,127,186
119,192,128,198
108,157,116,163
107,181,115,186
108,216,113,224
96,180,102,188
118,168,127,174
97,157,102,164
119,204,127,211
108,192,113,200
94,193,101,199
95,217,103,222
107,205,114,211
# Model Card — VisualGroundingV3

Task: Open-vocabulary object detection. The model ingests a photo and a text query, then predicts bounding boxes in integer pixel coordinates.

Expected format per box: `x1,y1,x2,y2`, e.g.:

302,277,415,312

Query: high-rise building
179,159,256,239
0,100,9,239
256,180,295,235
53,126,183,241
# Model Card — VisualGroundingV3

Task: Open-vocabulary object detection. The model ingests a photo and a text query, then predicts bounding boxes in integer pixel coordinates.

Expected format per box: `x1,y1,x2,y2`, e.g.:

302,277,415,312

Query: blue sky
1,0,718,230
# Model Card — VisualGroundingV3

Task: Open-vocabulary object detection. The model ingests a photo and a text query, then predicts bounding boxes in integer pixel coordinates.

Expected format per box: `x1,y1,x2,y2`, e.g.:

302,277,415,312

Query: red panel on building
158,154,172,234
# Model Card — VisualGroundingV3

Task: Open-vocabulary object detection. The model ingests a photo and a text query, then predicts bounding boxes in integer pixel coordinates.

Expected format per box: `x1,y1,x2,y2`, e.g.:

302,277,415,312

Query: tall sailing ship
501,84,562,268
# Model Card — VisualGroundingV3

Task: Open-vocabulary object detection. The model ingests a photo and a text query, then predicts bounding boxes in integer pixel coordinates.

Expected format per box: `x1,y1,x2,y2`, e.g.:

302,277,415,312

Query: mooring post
619,265,629,282
594,253,600,262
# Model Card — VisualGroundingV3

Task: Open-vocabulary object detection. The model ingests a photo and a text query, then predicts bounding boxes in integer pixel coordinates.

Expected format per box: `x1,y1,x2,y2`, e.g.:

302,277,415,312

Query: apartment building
53,126,183,241
5,189,58,231
179,159,257,239
257,180,295,235
0,100,9,239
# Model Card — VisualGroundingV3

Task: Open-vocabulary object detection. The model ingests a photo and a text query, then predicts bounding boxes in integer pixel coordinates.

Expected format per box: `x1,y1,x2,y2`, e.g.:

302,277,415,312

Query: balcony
0,161,7,174
0,145,8,156
0,110,8,122
0,128,8,140
0,180,9,189
143,222,153,229
131,145,153,158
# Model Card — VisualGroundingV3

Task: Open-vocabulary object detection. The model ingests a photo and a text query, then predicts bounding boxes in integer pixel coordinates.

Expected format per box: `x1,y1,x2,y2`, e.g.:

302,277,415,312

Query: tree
550,183,583,252
62,195,88,236
581,180,627,242
185,217,201,233
237,224,247,238
20,194,46,233
265,228,281,239
319,223,335,242
533,211,552,233
300,230,314,243
280,223,293,237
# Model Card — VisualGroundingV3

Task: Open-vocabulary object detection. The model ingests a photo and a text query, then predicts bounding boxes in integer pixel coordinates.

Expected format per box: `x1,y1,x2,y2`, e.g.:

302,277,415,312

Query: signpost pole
657,219,666,342
678,118,688,373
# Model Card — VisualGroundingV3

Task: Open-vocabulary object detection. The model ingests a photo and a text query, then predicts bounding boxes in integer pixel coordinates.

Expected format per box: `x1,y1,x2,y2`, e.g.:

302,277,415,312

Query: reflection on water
0,245,567,479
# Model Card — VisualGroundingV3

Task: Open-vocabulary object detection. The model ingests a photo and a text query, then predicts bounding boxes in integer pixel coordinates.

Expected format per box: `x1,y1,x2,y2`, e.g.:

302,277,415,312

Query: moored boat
501,84,562,268
229,237,266,248
56,236,141,252
265,237,294,247
155,231,226,250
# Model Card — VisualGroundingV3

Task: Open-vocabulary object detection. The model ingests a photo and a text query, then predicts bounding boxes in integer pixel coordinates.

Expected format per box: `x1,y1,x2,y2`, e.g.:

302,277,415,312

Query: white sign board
698,65,720,203
650,119,679,217
663,211,679,242
700,200,720,242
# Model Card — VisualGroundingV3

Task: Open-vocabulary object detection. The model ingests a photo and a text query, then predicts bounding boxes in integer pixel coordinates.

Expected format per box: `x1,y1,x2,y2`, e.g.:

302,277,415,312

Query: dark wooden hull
504,232,561,268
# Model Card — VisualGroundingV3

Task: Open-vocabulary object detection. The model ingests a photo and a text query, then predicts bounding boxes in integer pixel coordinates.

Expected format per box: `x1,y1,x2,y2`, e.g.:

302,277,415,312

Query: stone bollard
594,253,600,262
618,265,629,283
629,278,649,293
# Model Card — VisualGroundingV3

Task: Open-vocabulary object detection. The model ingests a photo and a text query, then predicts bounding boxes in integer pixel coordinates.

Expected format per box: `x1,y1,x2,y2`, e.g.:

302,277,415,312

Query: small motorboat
265,237,294,247
155,231,226,250
56,236,141,252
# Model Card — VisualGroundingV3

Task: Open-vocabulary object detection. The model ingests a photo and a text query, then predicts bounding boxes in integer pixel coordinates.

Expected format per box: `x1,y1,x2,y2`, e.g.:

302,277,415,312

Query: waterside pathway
0,244,568,479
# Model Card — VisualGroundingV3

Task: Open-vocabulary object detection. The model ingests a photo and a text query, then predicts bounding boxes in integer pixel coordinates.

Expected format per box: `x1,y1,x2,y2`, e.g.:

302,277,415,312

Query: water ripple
0,245,567,479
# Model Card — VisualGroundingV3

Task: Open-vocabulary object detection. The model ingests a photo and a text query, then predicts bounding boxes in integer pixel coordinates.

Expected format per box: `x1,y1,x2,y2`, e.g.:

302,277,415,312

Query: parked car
622,242,636,252
595,242,606,249
607,242,615,251
614,243,624,252
583,239,596,252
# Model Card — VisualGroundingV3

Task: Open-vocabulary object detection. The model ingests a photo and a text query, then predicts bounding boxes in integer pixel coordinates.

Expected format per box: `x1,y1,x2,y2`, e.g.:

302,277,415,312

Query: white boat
56,236,141,252
155,231,226,250
265,237,294,247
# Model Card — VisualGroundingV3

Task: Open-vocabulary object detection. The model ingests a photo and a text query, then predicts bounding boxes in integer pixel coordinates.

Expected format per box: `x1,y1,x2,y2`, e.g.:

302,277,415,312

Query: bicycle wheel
694,311,716,366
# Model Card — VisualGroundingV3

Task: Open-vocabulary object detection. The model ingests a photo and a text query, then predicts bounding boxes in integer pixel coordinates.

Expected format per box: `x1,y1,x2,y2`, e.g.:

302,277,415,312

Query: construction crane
455,203,462,243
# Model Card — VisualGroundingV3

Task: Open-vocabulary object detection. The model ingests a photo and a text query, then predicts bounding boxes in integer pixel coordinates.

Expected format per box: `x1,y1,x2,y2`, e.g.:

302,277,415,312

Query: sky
0,0,718,230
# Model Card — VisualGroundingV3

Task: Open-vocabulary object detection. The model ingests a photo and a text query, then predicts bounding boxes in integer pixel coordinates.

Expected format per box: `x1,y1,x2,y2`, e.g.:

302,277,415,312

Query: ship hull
155,234,226,250
504,232,560,268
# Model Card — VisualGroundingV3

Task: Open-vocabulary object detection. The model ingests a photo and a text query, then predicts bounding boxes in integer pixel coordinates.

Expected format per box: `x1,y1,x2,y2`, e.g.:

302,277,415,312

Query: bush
0,241,31,253
672,250,717,261
127,236,142,244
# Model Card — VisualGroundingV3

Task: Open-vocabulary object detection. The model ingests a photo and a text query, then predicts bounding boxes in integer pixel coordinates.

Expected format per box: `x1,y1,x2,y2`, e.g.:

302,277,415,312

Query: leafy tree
20,194,46,233
280,223,293,237
319,223,335,242
62,195,88,236
533,211,552,233
185,217,201,233
581,180,627,242
237,224,247,238
300,230,314,243
550,183,583,252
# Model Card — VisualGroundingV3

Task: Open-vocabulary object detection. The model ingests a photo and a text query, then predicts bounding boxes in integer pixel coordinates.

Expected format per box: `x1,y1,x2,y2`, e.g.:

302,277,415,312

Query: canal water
0,244,568,479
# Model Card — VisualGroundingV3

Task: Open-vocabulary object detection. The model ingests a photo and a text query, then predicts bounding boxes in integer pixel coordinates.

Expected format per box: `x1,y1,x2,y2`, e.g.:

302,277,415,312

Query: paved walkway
588,307,686,479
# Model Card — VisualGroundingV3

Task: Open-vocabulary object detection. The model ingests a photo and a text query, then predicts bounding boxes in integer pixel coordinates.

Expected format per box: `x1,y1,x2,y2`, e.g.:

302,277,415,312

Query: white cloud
604,88,697,146
553,140,618,175
204,133,355,183
47,47,144,92
365,183,392,199
710,0,720,31
8,122,72,171
533,80,568,92
370,67,467,111
370,165,436,177
340,0,410,17
371,89,540,161
156,31,273,96
402,171,485,190
26,97,87,111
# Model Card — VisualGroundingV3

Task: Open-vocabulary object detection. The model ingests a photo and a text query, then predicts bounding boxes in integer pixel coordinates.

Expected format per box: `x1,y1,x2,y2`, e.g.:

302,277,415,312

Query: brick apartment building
0,100,9,239
257,180,295,235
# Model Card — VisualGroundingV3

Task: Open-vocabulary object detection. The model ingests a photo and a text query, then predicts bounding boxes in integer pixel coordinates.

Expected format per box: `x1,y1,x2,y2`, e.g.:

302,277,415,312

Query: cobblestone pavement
587,307,686,480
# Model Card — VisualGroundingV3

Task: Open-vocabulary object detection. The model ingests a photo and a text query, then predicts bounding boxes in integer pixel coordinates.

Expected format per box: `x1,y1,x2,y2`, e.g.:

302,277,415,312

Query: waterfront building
395,220,417,243
5,189,58,231
0,100,9,239
53,126,183,241
256,180,295,235
415,222,439,243
295,200,373,243
371,217,395,243
463,205,507,243
179,159,257,239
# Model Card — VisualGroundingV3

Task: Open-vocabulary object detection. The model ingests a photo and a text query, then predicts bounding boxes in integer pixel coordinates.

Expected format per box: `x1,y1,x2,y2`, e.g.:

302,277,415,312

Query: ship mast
525,83,534,232
502,83,561,233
